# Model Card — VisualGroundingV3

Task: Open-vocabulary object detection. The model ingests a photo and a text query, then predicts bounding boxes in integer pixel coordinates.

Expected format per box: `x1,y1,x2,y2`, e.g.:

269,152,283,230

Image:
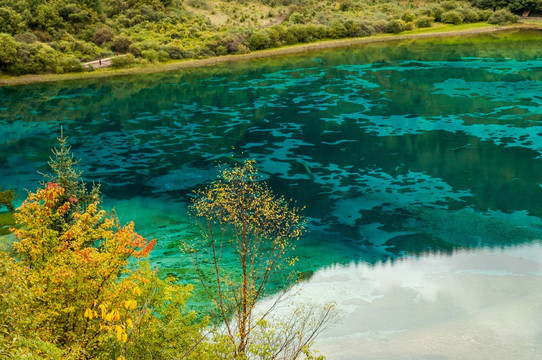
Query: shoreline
0,23,540,87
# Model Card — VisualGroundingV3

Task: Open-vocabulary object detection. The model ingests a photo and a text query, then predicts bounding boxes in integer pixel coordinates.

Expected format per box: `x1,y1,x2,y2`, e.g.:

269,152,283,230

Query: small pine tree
41,129,101,231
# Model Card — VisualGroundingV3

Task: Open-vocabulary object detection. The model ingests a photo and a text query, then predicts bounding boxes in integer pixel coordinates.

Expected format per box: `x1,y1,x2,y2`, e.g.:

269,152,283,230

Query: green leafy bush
237,44,251,54
441,10,463,24
0,33,20,67
415,15,434,27
113,36,133,53
442,1,458,11
328,20,347,38
459,7,479,22
249,30,271,50
402,12,416,22
162,45,192,59
111,53,136,68
478,9,493,21
0,7,25,35
92,28,115,46
487,8,519,24
386,19,406,33
142,49,159,62
59,56,84,73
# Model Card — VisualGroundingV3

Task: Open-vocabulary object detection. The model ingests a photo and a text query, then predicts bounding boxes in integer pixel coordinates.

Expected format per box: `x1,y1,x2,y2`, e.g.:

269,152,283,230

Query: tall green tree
0,33,20,69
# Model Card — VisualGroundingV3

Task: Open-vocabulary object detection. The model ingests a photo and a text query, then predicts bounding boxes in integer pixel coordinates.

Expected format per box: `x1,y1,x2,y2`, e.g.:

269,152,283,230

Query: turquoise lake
2,29,542,358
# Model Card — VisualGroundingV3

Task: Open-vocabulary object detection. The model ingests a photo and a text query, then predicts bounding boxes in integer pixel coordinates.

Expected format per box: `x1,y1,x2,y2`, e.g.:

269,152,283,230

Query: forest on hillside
0,0,531,75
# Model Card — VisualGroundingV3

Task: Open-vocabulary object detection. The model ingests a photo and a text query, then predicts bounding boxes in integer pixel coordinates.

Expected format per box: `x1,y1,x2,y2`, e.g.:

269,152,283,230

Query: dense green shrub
113,35,133,53
59,55,84,73
402,12,416,22
283,30,298,45
386,19,406,33
429,5,445,21
344,20,375,37
328,20,347,38
194,45,215,57
441,1,458,11
162,45,191,59
157,49,169,61
14,32,38,44
237,44,250,54
111,53,136,67
142,49,159,62
92,27,115,46
487,8,519,24
0,7,25,35
308,23,331,38
372,19,390,33
415,15,434,27
477,8,493,21
289,24,310,42
459,7,479,22
221,32,247,53
441,10,463,24
214,45,227,55
288,11,305,23
22,42,59,73
248,30,271,50
0,33,20,68
35,4,64,34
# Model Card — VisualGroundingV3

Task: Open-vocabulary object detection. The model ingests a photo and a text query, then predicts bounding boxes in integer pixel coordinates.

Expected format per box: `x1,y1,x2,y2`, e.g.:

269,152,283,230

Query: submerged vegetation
0,0,526,76
0,135,335,359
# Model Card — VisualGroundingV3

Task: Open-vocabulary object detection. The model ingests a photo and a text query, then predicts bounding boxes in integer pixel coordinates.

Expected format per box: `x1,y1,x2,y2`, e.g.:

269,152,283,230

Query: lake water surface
2,29,542,358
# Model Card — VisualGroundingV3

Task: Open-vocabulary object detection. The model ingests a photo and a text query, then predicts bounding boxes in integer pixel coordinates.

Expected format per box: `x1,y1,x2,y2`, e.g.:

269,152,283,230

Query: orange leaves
137,238,156,258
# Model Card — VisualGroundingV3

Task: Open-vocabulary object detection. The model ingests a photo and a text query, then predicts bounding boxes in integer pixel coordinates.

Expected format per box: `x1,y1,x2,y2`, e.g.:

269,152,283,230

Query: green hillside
0,0,529,75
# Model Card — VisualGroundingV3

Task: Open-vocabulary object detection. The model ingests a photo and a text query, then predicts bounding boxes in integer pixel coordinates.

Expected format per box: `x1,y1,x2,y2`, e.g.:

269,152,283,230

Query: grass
403,21,495,35
1,22,541,87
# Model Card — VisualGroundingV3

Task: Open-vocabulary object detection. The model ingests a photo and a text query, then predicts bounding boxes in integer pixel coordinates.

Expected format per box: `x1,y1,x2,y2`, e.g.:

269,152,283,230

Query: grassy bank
1,22,540,87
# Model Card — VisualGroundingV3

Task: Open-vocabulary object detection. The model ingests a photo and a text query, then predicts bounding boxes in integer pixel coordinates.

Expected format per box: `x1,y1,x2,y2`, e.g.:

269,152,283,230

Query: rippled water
2,29,542,276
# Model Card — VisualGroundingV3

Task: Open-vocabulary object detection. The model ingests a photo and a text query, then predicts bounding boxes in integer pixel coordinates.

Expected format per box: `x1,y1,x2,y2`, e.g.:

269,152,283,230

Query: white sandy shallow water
260,243,542,360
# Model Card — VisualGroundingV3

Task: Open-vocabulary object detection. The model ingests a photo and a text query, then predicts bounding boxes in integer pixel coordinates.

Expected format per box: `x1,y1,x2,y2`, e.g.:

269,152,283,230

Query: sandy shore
0,23,540,87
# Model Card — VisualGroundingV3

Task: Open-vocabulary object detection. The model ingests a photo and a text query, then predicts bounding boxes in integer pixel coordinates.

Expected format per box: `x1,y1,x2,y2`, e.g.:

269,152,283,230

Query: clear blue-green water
2,29,542,278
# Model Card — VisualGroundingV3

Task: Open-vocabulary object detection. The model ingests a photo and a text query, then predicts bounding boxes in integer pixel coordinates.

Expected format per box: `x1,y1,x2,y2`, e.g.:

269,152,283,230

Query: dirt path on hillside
83,54,127,69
